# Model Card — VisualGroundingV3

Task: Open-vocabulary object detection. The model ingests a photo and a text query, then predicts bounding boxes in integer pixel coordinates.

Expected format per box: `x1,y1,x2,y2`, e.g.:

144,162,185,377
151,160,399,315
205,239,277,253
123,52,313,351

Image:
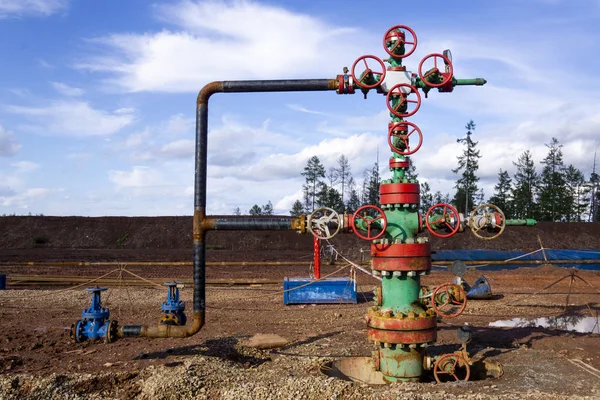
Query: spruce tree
262,201,274,215
452,120,481,213
538,137,568,221
333,155,353,212
420,182,433,215
489,169,513,217
301,156,325,212
564,165,587,222
249,205,262,215
589,151,600,222
290,200,304,216
512,150,538,219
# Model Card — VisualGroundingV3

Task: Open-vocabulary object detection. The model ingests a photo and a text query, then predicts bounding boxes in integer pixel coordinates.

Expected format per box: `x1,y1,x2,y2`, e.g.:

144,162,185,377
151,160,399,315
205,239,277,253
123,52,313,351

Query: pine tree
405,158,418,181
333,155,353,213
249,205,262,215
365,161,381,207
233,207,241,215
489,169,513,217
538,137,568,221
301,156,325,212
262,201,274,215
452,120,481,214
512,150,538,219
564,165,587,222
420,182,433,215
346,187,361,214
589,151,600,222
316,184,344,210
433,191,444,205
290,200,304,216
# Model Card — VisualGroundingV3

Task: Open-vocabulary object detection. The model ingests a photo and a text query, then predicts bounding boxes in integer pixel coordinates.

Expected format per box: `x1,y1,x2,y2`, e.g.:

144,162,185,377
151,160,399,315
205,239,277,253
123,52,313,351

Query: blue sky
0,0,599,216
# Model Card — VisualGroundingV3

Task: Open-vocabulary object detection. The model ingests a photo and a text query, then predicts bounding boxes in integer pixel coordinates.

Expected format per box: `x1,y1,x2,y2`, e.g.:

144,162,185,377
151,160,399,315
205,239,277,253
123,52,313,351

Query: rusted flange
367,328,437,344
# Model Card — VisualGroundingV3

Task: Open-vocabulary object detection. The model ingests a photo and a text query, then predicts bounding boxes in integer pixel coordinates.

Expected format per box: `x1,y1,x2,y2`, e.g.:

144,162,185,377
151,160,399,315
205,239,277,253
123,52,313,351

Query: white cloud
50,81,84,96
0,124,21,156
160,139,194,158
108,166,164,188
5,100,135,137
11,161,39,173
0,0,69,18
1,188,60,208
163,113,193,135
75,0,367,92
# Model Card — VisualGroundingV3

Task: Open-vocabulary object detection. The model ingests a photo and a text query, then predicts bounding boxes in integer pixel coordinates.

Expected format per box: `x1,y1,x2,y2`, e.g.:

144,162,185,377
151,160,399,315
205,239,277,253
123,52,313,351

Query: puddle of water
489,315,599,334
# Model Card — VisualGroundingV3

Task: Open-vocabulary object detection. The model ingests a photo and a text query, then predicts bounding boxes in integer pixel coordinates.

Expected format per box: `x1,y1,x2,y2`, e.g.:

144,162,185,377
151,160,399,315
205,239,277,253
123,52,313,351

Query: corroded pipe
121,78,339,339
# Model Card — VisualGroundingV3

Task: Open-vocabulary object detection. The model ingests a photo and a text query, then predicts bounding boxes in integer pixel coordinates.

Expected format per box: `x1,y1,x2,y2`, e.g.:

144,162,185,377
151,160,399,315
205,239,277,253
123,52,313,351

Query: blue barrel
0,274,6,290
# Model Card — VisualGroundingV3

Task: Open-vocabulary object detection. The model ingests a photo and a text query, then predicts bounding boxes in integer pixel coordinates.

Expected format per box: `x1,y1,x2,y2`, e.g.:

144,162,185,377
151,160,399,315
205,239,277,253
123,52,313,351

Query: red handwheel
418,53,453,88
432,283,467,318
383,25,417,58
425,203,460,238
388,121,423,155
433,353,470,383
351,205,387,241
386,83,421,118
351,55,386,90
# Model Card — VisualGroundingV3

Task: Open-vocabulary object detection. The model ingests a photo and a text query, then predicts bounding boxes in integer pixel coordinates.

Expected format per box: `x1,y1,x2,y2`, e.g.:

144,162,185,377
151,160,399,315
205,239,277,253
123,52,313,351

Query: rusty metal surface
366,309,436,331
196,81,224,105
367,328,436,344
371,256,431,271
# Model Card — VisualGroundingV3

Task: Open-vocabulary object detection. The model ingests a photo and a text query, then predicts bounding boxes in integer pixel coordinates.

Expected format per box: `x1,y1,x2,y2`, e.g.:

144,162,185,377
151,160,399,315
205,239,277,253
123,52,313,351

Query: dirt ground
1,264,600,399
0,217,600,399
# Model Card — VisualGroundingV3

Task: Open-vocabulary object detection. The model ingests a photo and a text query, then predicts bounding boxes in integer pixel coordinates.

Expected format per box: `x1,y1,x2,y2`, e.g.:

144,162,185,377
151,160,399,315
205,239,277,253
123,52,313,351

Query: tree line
238,120,599,222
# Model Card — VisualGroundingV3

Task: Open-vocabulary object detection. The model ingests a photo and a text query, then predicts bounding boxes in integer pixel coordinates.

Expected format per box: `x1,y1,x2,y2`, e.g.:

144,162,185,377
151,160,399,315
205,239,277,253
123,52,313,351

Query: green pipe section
381,275,423,315
379,347,424,382
506,219,537,226
454,78,487,86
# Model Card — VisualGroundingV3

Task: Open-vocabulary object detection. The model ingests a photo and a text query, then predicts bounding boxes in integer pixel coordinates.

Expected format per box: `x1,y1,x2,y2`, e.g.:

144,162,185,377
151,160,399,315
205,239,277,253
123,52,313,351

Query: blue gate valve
70,287,118,343
160,282,186,326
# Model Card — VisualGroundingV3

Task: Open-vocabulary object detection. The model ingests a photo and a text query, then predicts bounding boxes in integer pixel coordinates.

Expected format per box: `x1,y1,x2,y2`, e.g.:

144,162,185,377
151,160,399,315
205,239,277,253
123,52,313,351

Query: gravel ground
1,266,600,399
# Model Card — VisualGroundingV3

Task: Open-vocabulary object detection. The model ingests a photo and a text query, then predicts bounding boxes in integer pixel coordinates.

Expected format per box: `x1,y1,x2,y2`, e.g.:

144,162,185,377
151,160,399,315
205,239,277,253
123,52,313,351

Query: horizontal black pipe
211,216,296,230
222,79,338,93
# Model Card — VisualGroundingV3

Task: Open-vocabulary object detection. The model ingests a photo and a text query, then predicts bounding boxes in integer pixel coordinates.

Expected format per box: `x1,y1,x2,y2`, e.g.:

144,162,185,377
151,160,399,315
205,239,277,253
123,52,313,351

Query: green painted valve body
354,26,487,382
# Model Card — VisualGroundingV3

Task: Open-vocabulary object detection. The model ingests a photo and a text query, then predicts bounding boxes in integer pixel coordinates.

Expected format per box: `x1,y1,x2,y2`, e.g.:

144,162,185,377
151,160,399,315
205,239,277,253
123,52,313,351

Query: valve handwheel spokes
418,53,453,88
388,121,423,155
351,55,387,90
433,353,470,383
351,205,387,241
386,83,421,118
308,207,341,240
432,283,467,318
383,25,417,58
425,203,460,238
469,203,506,240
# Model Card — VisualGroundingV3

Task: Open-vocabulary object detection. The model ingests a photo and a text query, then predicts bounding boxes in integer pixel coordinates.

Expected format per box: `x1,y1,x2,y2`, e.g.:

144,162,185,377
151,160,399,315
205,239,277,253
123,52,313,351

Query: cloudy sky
0,0,599,216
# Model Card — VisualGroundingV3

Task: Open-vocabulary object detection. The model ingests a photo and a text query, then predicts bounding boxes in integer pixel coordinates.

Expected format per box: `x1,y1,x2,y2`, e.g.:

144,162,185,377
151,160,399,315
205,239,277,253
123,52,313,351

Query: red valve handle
418,53,453,88
351,205,387,241
386,83,421,118
432,283,467,318
433,353,470,383
388,121,423,156
425,203,460,238
383,25,417,59
351,55,387,90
